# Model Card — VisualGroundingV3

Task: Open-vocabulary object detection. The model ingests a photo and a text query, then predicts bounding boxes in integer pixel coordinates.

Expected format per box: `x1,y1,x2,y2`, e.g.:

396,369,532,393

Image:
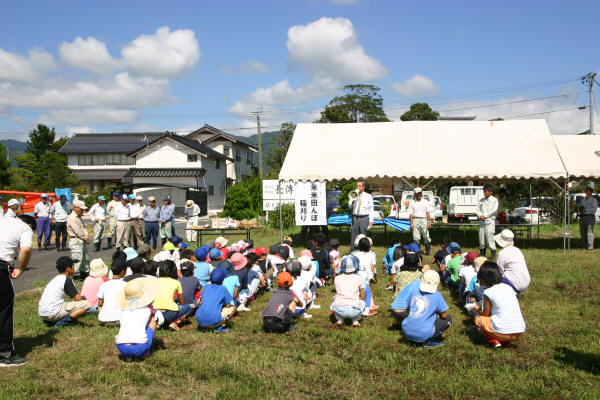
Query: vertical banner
262,180,295,211
295,181,326,226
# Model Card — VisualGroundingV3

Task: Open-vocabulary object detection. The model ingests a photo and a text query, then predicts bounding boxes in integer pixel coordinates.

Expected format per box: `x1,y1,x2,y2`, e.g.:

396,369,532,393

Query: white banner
294,182,326,226
262,180,295,211
263,199,294,212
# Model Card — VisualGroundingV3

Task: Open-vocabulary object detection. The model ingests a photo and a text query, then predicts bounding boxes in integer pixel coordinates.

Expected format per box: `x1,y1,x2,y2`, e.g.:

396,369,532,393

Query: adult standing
579,187,598,250
5,199,20,218
159,197,174,245
50,194,70,252
185,200,200,243
33,194,52,251
477,184,498,259
408,188,432,255
348,180,374,250
136,196,145,238
495,229,530,293
168,198,177,238
67,200,89,280
104,192,120,249
0,212,34,367
115,194,131,251
143,196,160,250
128,194,143,249
88,195,108,252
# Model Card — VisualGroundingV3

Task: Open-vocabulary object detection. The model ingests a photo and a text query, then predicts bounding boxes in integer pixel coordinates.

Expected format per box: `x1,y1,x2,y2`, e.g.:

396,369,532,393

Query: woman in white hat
494,229,530,294
80,258,109,312
115,278,162,360
184,200,200,243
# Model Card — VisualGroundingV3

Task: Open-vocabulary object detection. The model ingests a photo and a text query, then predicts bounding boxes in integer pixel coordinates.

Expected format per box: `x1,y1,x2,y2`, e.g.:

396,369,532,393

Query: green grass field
2,227,600,399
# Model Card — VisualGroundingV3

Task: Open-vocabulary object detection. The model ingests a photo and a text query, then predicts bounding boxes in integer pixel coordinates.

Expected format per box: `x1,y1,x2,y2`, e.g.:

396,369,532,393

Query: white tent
279,120,566,183
552,135,600,179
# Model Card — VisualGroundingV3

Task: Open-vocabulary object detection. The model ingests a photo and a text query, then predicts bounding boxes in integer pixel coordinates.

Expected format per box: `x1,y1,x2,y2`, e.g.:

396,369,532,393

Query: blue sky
0,0,598,140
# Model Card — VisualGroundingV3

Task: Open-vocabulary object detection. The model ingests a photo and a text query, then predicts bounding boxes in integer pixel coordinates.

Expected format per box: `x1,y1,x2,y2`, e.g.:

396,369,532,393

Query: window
187,154,198,162
220,184,226,196
235,149,240,162
223,145,231,157
78,154,106,166
215,159,220,169
106,154,134,165
246,150,251,165
208,185,214,196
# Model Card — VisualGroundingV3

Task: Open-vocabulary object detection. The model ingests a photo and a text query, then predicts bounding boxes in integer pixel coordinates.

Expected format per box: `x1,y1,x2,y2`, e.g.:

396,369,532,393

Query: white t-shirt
97,279,127,322
497,245,530,292
408,198,431,218
129,203,141,219
291,277,308,308
391,257,404,275
115,307,152,344
38,275,78,317
0,216,33,263
459,266,476,289
115,203,131,221
484,283,526,334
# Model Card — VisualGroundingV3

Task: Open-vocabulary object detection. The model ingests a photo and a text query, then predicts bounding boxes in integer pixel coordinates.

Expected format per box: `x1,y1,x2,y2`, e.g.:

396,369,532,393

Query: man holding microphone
348,180,374,250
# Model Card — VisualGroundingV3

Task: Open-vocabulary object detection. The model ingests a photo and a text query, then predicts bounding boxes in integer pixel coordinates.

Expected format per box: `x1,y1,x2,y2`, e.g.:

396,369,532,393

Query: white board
294,181,326,226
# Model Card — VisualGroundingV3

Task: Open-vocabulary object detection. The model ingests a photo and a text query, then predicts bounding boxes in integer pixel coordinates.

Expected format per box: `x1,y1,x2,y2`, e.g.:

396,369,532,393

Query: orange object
0,190,57,215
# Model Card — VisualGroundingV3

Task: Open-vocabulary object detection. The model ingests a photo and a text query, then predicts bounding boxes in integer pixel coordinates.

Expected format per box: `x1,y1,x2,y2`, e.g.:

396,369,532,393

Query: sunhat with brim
420,270,440,294
283,235,293,244
215,236,228,248
354,234,366,248
89,258,108,278
473,256,487,272
163,242,176,252
230,243,242,252
185,200,194,207
123,247,138,261
73,200,88,210
153,250,171,262
118,278,157,310
340,255,360,274
210,267,227,284
495,229,514,248
298,256,312,271
300,249,313,258
231,253,247,270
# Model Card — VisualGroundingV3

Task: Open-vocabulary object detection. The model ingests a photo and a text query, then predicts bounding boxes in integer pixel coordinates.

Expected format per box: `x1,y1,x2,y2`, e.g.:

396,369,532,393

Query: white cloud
59,36,121,75
238,60,269,74
392,74,440,97
122,26,201,77
286,17,386,82
66,126,96,134
0,48,58,82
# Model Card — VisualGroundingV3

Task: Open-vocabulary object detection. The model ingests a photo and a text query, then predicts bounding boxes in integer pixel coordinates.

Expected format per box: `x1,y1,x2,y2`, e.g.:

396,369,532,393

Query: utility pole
253,109,263,178
582,72,597,134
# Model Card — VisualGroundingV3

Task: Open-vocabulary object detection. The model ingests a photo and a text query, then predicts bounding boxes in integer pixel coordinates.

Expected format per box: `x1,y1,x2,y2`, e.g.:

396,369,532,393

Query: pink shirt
81,276,108,307
332,274,364,307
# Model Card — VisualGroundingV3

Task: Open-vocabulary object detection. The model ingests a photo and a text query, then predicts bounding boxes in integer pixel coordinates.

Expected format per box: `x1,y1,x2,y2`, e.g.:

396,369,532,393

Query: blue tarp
54,188,72,202
327,213,410,232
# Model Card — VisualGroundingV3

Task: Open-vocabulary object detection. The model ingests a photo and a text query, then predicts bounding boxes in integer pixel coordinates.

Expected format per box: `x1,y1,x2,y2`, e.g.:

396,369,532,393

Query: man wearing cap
477,184,498,259
0,214,35,367
136,196,146,238
115,195,131,251
184,199,200,243
88,196,108,252
67,200,90,280
128,194,143,249
5,198,21,218
33,194,52,251
578,187,598,250
104,192,120,249
408,188,432,255
348,180,374,250
50,194,70,252
143,196,160,250
159,197,174,245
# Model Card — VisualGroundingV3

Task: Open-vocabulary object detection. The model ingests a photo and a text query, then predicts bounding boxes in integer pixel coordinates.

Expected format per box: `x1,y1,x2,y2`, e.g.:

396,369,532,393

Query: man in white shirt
104,192,120,249
34,194,52,251
88,195,108,252
579,187,598,250
127,194,143,249
348,180,374,250
50,194,70,252
408,188,432,255
0,213,34,367
115,195,131,251
185,199,201,243
477,184,499,259
5,199,20,218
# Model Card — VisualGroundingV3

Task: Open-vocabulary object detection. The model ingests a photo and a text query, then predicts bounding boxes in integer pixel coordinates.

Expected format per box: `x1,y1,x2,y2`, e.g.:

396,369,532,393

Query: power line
500,106,585,119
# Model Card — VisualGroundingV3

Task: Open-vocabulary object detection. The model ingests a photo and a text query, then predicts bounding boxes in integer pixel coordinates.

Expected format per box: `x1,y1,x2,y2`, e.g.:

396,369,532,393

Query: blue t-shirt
467,274,478,292
194,284,233,326
402,290,448,343
222,275,240,305
383,244,399,268
193,262,211,286
247,269,259,283
390,279,420,310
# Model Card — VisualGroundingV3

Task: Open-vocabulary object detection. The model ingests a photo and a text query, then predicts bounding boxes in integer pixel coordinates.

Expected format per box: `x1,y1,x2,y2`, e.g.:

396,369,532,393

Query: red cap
254,247,268,256
464,251,479,265
220,248,230,259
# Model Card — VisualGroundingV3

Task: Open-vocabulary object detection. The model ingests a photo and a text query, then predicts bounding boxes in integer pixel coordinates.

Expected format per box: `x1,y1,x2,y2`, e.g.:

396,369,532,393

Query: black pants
428,315,453,342
0,263,14,357
263,309,293,333
55,222,68,249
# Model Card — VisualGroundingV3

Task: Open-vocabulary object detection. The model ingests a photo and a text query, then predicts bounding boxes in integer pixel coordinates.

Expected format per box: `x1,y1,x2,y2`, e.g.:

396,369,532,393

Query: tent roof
553,135,600,179
279,120,566,182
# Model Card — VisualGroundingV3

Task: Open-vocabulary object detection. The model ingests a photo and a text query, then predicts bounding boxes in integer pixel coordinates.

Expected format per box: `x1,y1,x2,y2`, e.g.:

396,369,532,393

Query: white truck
447,186,484,222
397,190,435,220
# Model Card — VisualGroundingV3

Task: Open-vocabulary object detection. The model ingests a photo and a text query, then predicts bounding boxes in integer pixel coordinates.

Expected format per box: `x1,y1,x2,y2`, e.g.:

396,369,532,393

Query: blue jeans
293,308,306,317
364,284,372,308
116,327,154,358
162,304,193,324
144,222,159,249
331,302,365,322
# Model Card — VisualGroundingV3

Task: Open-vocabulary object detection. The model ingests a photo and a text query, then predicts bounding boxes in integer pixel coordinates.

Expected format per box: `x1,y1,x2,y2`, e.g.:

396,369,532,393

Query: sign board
294,181,326,226
262,180,295,211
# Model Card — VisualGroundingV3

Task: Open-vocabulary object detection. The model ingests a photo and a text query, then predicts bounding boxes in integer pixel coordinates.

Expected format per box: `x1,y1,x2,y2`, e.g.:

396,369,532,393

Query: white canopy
552,135,600,179
279,120,566,182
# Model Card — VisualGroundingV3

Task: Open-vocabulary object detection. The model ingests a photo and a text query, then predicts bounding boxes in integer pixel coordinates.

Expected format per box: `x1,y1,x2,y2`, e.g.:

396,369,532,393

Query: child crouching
262,272,298,333
330,255,365,327
195,268,236,333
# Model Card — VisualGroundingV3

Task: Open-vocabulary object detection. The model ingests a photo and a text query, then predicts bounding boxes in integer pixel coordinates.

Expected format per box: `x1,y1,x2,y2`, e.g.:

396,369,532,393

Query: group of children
36,231,527,359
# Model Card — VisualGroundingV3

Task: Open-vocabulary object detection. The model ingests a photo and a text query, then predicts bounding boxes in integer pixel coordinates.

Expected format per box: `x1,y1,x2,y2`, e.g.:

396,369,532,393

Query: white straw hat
495,229,514,248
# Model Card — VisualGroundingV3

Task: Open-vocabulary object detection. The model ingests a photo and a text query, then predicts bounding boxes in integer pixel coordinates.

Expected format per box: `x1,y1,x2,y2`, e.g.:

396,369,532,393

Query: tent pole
566,174,571,250
401,177,414,189
420,178,436,190
279,179,283,243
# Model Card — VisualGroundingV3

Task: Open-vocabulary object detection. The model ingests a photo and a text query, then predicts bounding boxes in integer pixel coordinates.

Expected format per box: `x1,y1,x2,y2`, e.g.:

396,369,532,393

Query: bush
85,186,117,209
336,181,356,214
380,202,392,218
222,175,263,220
269,203,296,229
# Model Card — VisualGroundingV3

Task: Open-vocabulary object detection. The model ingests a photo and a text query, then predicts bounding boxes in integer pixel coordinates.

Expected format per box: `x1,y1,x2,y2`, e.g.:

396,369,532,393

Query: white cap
136,196,143,200
7,199,20,207
420,270,440,293
73,200,88,210
414,187,423,194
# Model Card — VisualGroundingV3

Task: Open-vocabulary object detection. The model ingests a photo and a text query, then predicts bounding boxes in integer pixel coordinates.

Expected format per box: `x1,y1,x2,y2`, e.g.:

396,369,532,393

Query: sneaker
214,326,229,333
367,309,378,316
168,322,179,331
385,285,393,291
352,321,360,327
310,304,321,310
237,305,250,312
424,341,444,348
490,339,501,348
0,354,28,367
463,303,476,312
336,321,343,327
301,313,313,319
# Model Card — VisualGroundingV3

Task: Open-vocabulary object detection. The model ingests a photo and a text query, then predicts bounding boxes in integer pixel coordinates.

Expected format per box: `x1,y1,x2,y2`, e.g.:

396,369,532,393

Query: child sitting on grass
97,262,127,326
115,278,162,360
80,258,110,312
394,253,429,297
331,255,365,327
178,261,202,310
195,268,236,333
387,245,405,291
383,238,401,275
402,270,452,348
38,256,91,327
281,235,295,259
464,256,488,314
354,237,379,316
262,272,298,333
328,238,342,271
193,247,211,287
458,251,479,300
153,260,193,331
441,245,462,290
472,261,526,349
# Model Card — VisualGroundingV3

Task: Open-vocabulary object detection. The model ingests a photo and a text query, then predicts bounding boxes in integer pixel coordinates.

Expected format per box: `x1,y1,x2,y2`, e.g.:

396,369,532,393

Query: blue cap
123,247,138,261
163,196,171,202
446,242,460,254
210,267,227,285
403,243,420,254
209,248,223,261
195,246,209,261
97,195,106,201
112,192,120,197
121,194,128,200
128,194,135,200
59,194,67,200
171,236,182,246
180,242,190,249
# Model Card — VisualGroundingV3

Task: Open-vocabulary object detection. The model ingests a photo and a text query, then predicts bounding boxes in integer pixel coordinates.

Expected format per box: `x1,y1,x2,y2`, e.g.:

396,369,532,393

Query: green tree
51,136,70,152
221,174,263,220
15,152,79,192
400,103,439,121
26,124,56,159
0,143,11,187
265,122,295,178
317,84,390,123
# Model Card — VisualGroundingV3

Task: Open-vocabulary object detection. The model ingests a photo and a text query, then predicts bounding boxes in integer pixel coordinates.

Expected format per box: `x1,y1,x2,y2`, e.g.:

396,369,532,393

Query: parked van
397,190,435,220
447,186,484,222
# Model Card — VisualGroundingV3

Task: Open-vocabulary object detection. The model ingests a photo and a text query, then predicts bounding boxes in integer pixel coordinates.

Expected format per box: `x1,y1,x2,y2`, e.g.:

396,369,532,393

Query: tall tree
317,84,390,123
0,143,11,187
51,136,70,152
400,103,439,121
26,124,56,159
265,122,295,178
